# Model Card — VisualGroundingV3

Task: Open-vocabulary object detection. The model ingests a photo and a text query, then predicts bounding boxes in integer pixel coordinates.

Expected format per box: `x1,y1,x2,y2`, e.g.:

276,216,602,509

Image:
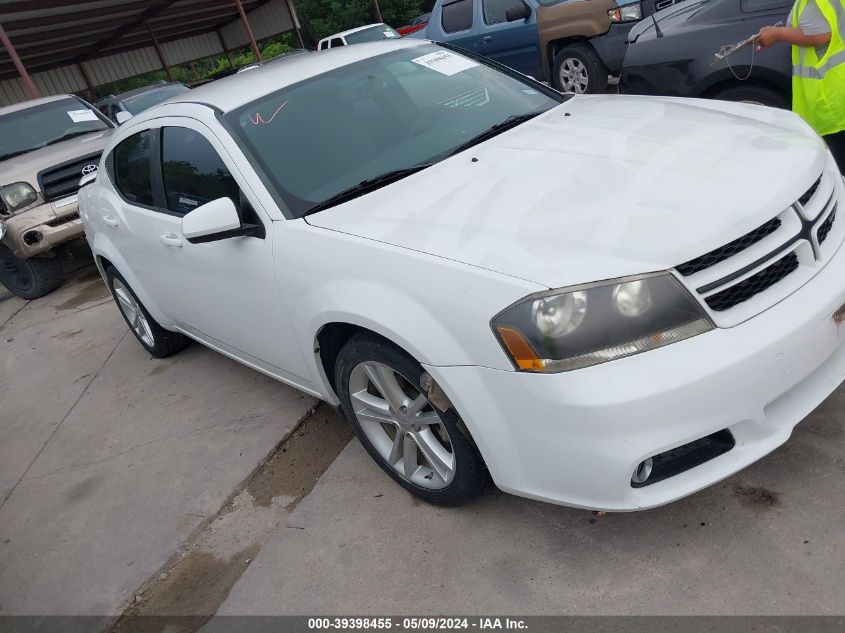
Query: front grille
675,168,839,321
38,153,101,202
817,206,837,244
798,176,821,206
677,217,781,276
705,252,799,312
46,212,80,228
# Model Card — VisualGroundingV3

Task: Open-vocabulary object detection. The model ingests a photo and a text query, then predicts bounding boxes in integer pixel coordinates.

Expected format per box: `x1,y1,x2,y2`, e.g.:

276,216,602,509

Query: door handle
159,233,183,248
482,35,493,44
102,215,119,228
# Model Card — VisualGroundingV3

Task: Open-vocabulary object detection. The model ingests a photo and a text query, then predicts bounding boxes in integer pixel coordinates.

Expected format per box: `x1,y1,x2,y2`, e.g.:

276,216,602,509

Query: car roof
0,94,80,116
322,23,391,40
115,82,184,101
165,39,428,114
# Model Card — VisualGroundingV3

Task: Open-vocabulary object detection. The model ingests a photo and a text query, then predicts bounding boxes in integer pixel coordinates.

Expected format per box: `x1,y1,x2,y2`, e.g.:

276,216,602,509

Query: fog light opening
23,230,43,246
632,458,654,485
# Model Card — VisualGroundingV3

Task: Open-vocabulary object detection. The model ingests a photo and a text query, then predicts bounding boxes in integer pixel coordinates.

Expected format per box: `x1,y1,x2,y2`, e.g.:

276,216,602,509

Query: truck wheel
553,44,608,94
0,246,63,299
710,85,789,109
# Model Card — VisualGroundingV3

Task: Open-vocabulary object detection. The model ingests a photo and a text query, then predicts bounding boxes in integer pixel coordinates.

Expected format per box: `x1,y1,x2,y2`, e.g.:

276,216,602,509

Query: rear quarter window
111,130,154,206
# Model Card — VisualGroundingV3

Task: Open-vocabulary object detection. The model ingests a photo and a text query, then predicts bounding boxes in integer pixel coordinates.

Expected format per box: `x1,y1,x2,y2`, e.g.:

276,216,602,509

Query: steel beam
234,0,262,61
0,21,39,99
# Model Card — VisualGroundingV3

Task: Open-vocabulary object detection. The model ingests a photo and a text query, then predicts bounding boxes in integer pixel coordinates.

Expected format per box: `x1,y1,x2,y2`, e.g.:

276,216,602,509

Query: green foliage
295,0,426,43
94,3,427,97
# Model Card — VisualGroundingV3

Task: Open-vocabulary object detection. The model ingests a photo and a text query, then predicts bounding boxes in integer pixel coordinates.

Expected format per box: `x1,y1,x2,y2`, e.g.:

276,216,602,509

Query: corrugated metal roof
0,0,295,105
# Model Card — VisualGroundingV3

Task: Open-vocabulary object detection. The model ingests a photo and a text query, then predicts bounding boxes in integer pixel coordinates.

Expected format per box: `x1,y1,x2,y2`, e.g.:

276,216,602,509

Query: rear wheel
552,44,608,94
335,333,488,506
0,246,63,299
711,85,789,109
106,267,189,358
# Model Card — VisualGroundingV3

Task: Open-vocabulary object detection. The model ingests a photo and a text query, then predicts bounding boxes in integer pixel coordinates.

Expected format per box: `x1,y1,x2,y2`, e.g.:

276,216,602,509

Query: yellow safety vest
792,0,845,136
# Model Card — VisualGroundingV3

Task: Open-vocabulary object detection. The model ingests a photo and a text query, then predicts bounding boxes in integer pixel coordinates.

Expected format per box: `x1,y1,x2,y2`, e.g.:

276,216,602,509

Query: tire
105,266,189,358
0,245,63,299
711,85,789,109
552,43,608,94
335,332,488,506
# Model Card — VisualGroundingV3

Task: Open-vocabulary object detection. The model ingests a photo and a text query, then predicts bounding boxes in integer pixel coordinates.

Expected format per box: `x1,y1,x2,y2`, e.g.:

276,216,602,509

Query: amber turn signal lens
496,326,545,371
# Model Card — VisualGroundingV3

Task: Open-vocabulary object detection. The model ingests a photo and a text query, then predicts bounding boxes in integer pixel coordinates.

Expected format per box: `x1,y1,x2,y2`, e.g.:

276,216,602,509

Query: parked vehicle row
78,40,845,511
410,0,687,93
317,23,402,50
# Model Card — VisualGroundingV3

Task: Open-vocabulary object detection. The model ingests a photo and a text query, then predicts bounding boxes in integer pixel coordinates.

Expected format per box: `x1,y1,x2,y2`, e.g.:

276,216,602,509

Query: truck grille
38,153,101,202
673,166,840,325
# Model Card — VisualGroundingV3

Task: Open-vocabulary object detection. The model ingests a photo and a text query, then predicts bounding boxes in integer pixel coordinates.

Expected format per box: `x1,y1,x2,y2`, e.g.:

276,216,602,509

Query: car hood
306,95,828,289
0,129,112,190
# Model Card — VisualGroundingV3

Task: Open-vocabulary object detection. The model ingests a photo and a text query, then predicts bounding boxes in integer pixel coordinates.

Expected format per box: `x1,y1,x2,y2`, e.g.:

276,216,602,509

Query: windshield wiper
302,163,435,216
41,130,100,148
446,112,542,158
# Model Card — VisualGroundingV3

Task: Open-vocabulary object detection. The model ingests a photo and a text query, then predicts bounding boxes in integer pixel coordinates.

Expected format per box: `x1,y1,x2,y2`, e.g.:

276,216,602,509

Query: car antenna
652,14,663,38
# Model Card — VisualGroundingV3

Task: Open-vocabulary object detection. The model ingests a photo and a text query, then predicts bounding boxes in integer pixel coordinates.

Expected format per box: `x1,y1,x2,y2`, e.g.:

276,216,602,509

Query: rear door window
483,0,526,24
442,0,474,32
160,127,239,215
330,38,345,47
112,130,154,206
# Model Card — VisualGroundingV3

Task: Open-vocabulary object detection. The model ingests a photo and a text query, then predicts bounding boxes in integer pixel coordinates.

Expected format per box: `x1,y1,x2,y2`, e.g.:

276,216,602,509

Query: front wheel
710,85,789,109
335,333,488,506
0,246,63,299
106,267,189,358
552,44,608,94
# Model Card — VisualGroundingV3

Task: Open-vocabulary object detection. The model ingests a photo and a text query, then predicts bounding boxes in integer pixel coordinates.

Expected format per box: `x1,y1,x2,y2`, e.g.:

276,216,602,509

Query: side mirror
181,197,258,244
115,110,133,124
506,2,532,21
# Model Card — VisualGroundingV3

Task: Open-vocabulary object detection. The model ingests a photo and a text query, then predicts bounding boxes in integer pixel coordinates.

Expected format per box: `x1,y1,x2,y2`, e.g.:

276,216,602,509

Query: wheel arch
91,234,173,327
698,70,790,105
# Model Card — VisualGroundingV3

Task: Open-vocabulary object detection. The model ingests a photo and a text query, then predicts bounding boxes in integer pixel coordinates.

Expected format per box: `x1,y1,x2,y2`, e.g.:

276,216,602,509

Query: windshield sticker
412,51,480,76
522,89,540,95
248,101,289,125
178,197,199,207
67,109,98,123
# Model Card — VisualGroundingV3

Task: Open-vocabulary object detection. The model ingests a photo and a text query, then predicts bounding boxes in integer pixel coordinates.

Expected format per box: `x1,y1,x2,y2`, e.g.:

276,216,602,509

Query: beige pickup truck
0,95,113,298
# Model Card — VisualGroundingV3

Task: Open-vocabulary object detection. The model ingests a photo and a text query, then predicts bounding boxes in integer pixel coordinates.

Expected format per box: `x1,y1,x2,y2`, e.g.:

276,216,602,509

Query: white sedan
79,39,845,510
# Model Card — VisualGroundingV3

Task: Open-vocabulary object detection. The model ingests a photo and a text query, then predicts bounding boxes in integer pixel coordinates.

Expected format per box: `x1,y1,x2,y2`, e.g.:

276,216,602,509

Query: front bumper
427,191,845,511
1,195,84,258
591,23,635,74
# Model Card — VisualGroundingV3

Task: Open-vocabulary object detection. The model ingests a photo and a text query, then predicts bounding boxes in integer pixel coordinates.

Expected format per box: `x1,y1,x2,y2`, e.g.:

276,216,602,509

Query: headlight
492,273,713,372
608,3,642,22
0,182,38,215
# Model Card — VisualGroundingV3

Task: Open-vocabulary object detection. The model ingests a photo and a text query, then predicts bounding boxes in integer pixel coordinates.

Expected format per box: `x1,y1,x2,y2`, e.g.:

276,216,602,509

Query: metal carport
0,0,304,106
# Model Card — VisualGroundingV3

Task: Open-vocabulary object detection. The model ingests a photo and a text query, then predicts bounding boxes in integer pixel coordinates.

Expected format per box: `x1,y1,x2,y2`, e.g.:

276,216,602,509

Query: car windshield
227,45,564,217
0,97,110,161
345,24,401,44
121,84,189,115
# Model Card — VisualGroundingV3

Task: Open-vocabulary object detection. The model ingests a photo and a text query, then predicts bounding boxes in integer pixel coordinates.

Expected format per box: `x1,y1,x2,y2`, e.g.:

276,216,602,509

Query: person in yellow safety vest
755,0,845,173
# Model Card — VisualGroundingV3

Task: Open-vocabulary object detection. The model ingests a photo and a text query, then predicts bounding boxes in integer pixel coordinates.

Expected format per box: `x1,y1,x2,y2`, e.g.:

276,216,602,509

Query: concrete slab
0,265,318,616
214,398,845,616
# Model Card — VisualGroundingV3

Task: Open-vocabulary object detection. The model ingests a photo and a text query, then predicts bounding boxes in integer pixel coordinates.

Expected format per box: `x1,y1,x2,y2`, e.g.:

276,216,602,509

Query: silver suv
0,95,113,298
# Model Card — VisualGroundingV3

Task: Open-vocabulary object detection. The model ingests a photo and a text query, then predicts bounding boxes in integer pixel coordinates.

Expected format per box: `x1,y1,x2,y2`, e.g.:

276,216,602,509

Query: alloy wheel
113,279,155,348
348,361,456,489
559,58,589,94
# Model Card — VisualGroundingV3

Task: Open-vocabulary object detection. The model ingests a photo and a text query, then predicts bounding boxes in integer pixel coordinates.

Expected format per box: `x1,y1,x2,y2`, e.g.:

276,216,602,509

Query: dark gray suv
620,0,792,107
